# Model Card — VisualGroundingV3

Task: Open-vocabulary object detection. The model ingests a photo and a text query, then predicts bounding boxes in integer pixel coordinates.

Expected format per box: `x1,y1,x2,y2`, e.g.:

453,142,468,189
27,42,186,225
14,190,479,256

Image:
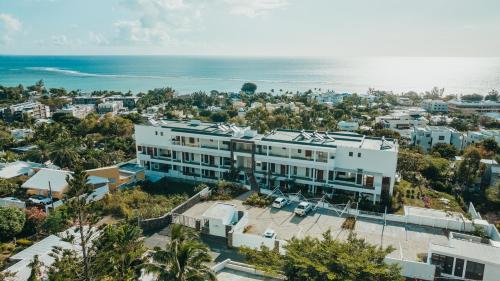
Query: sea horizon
1,55,500,95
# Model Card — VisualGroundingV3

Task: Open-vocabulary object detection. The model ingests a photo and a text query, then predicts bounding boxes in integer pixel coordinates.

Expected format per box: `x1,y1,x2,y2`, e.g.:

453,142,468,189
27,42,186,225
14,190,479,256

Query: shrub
16,238,33,246
94,188,187,220
243,193,272,207
0,207,26,241
341,217,356,230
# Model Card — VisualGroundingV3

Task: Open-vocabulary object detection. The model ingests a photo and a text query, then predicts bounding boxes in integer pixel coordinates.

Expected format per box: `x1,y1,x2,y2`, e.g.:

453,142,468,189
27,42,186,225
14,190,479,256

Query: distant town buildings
411,126,464,152
337,120,359,131
10,128,34,141
422,99,449,113
97,101,124,115
465,129,500,146
447,99,500,114
0,101,50,122
375,111,427,130
56,104,95,119
309,91,351,106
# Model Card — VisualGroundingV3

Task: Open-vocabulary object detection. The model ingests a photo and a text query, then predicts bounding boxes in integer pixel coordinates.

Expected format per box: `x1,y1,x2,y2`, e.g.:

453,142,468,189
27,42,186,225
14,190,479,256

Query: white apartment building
0,102,50,122
56,104,95,119
135,120,399,203
422,99,449,113
465,130,500,146
448,99,500,114
375,112,428,130
428,232,500,281
309,91,350,105
97,101,124,115
397,96,412,106
337,121,359,131
411,126,464,152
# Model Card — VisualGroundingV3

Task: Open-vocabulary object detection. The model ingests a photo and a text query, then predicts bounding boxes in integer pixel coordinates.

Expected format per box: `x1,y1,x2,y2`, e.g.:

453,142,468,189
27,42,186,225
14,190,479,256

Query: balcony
331,180,375,190
290,155,314,161
200,144,219,150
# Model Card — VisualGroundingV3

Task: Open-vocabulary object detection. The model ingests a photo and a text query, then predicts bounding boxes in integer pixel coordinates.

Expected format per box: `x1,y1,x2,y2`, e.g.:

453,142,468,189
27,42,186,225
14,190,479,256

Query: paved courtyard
181,196,449,261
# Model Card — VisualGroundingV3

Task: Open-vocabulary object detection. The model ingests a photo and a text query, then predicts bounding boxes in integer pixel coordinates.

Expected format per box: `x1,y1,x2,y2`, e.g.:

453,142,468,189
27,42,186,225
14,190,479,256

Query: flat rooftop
262,130,397,151
146,120,397,151
182,197,447,261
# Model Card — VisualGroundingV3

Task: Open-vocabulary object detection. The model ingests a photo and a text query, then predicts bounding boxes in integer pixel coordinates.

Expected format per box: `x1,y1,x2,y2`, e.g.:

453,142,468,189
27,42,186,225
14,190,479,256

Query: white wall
385,258,435,281
208,218,227,237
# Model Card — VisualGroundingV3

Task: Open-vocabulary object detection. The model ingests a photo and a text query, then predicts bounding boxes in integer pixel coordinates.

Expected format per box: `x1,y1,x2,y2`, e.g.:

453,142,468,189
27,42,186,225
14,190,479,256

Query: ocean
1,55,499,95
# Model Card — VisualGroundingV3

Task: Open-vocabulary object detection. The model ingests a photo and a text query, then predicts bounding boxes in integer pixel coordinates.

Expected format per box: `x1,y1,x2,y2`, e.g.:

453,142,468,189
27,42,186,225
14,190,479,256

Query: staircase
245,168,259,193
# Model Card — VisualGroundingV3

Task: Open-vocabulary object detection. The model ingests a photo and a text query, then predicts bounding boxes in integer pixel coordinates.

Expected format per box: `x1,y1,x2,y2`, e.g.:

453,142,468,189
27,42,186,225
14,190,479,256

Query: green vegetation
392,180,464,214
143,224,216,281
95,188,188,220
243,193,272,207
241,231,403,281
207,180,247,201
0,207,26,241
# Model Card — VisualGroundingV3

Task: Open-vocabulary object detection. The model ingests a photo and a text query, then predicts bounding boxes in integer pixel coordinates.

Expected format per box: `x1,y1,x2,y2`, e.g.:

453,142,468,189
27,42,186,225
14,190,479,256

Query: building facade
465,130,500,146
422,99,449,113
447,99,500,114
0,102,50,122
428,232,500,281
135,120,398,203
411,126,464,152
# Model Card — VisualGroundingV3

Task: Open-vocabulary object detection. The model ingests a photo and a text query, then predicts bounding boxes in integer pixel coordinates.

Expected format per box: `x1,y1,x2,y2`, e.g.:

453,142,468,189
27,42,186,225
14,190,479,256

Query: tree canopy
241,231,403,281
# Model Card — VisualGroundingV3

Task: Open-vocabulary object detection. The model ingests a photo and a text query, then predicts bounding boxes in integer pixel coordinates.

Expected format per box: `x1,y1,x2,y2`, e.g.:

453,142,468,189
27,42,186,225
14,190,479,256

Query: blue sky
1,0,499,56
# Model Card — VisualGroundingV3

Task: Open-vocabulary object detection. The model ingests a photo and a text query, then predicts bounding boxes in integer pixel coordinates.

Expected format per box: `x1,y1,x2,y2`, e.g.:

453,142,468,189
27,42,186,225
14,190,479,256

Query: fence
139,186,211,232
260,188,497,235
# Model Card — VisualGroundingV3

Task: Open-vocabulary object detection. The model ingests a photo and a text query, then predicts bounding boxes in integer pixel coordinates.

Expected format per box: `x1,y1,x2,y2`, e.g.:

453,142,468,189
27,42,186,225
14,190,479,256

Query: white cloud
224,0,288,17
51,35,69,46
89,31,110,45
0,13,22,44
114,0,200,45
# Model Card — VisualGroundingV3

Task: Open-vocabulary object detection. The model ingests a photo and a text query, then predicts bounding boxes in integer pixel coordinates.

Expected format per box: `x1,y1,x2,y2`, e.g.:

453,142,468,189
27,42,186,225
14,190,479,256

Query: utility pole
49,181,54,210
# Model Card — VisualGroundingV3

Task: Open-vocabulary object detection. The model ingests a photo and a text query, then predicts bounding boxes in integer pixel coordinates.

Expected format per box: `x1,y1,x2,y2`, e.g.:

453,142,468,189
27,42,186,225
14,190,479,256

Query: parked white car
263,228,277,239
294,201,312,216
28,195,53,205
272,197,289,209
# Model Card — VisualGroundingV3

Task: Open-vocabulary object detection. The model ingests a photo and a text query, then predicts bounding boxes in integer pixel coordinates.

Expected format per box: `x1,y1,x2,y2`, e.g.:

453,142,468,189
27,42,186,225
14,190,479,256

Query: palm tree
144,225,216,281
93,224,146,281
49,137,80,168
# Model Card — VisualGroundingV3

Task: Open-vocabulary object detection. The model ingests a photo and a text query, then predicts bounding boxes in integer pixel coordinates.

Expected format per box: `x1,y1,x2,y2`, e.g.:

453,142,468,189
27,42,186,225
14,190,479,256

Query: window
465,261,484,280
262,162,267,171
293,166,297,175
160,132,163,136
430,254,454,275
306,168,309,177
305,150,312,157
298,149,302,153
270,163,275,172
357,153,361,158
189,137,195,143
454,258,464,277
155,131,158,135
438,136,445,141
349,152,353,157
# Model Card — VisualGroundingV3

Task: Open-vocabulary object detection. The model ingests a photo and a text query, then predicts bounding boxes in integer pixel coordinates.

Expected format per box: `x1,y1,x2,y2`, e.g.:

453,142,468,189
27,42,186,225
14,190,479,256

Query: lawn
391,180,465,215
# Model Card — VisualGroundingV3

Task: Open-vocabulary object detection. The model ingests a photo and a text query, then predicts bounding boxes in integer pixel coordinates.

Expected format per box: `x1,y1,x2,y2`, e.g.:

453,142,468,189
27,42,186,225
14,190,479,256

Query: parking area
181,197,449,261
